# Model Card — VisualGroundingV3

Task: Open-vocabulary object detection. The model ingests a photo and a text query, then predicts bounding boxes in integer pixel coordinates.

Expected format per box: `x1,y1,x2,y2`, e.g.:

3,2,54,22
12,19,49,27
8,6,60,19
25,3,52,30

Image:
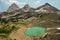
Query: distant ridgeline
0,3,60,22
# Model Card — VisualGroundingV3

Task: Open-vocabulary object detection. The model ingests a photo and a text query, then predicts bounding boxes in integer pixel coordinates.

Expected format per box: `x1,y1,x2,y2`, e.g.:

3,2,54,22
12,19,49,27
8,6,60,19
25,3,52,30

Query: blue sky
0,0,60,12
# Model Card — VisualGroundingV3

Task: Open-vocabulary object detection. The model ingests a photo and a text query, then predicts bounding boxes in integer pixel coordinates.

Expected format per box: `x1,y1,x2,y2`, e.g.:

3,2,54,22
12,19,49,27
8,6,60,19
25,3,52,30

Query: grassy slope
31,13,57,28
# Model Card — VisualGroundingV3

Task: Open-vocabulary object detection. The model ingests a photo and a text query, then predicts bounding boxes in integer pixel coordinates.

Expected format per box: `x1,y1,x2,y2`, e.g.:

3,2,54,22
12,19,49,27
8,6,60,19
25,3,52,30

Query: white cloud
1,0,26,5
34,0,41,5
34,0,45,5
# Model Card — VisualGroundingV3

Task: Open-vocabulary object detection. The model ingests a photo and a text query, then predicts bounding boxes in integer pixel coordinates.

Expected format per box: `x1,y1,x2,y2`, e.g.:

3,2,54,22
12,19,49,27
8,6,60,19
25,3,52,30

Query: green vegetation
0,13,58,38
0,26,17,37
29,13,57,28
0,26,15,34
41,13,57,20
0,21,20,37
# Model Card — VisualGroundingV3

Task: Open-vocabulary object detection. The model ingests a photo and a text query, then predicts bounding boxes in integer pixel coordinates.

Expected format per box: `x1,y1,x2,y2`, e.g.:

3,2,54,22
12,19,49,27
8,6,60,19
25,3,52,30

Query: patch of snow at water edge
57,27,60,30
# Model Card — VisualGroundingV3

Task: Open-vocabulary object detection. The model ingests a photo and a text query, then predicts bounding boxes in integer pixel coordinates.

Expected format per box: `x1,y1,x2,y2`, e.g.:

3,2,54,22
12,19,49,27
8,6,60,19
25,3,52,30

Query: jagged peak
37,3,59,11
11,3,17,6
7,3,19,12
9,3,19,8
45,3,51,6
40,3,52,8
23,4,31,8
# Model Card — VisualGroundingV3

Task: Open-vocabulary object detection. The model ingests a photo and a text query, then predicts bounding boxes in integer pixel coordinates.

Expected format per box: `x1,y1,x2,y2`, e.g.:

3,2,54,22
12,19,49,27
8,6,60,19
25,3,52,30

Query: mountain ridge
0,3,59,21
37,3,59,11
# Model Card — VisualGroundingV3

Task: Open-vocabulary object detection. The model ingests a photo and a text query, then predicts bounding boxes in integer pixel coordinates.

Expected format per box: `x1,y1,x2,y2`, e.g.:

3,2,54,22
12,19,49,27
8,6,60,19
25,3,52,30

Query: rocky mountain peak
7,3,19,12
45,3,51,6
23,4,31,9
22,4,33,12
38,3,58,10
36,3,59,13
